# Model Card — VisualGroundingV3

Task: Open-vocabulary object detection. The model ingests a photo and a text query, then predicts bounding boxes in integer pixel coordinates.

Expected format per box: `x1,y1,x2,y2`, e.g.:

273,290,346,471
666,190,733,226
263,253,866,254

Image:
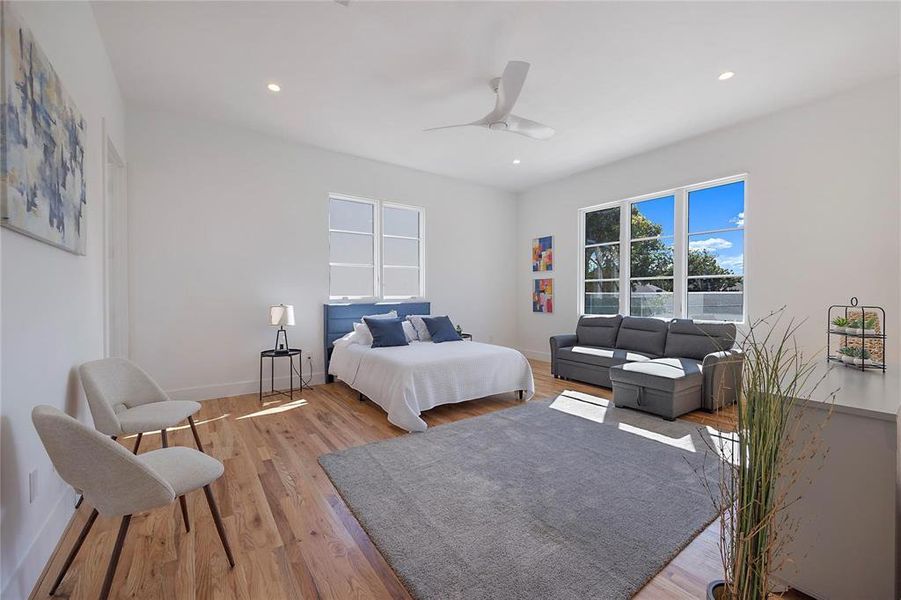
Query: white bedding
329,339,535,432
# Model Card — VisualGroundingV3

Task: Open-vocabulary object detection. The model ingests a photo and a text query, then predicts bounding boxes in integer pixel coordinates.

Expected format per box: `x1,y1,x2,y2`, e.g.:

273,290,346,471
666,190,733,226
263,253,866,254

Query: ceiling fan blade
424,116,490,132
506,114,555,140
423,124,471,132
493,61,530,119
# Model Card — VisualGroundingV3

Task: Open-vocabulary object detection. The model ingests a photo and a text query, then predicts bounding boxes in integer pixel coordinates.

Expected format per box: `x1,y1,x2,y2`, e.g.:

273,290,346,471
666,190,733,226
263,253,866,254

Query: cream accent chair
79,358,205,529
32,405,235,600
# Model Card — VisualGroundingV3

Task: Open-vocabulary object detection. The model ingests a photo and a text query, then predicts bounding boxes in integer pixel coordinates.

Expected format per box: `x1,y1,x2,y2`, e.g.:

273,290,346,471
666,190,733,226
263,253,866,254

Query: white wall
516,77,900,364
126,106,517,400
0,2,126,597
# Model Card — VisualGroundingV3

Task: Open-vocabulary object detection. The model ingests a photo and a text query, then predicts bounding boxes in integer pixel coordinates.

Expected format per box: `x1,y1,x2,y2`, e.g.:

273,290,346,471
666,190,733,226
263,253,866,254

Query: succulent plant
846,318,862,330
831,316,848,328
864,316,878,330
838,346,857,357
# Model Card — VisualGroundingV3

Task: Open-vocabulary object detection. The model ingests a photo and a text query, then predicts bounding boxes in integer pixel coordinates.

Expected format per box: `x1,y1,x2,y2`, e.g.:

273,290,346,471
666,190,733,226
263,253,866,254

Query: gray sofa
550,316,742,420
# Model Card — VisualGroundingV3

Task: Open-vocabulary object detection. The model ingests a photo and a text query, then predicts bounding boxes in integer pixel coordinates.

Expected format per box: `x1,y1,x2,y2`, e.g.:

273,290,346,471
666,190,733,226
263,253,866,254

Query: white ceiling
93,1,899,192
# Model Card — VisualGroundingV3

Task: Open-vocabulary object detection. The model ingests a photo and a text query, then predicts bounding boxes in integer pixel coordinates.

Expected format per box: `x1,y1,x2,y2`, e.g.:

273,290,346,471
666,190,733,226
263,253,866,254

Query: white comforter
329,339,535,432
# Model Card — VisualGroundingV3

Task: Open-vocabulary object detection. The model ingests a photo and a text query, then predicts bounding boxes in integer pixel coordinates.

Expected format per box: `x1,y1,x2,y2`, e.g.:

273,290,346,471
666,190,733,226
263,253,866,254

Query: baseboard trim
5,486,76,600
518,348,551,362
167,372,326,402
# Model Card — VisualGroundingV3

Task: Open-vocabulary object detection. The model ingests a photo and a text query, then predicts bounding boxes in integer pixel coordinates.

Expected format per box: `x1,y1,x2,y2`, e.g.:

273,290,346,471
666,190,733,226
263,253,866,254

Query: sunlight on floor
549,390,609,423
121,414,230,438
236,399,308,420
706,425,740,465
617,422,696,452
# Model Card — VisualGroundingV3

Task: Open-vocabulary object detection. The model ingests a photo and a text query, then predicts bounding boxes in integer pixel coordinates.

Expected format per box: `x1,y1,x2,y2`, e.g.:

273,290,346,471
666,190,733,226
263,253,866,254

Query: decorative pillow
336,330,361,346
352,321,373,345
407,315,440,341
352,310,399,345
422,316,462,343
364,310,398,320
402,320,418,342
363,317,409,348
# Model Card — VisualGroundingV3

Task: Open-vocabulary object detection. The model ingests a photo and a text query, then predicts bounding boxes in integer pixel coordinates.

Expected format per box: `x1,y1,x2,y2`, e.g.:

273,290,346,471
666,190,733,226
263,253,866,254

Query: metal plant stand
827,297,886,372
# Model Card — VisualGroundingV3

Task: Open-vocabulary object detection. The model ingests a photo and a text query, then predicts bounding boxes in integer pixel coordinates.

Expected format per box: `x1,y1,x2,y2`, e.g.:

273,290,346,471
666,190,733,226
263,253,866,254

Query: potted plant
845,317,863,335
830,316,848,333
838,345,857,364
863,316,878,336
854,347,872,366
705,310,834,600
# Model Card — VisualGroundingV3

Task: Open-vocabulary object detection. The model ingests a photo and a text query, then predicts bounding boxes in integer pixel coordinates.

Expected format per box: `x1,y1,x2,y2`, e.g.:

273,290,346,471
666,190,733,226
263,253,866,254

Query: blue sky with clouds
633,181,745,275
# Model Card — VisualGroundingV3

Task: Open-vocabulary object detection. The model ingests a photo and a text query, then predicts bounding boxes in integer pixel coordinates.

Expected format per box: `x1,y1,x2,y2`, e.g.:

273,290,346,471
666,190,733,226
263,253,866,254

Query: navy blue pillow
363,317,409,348
422,316,462,343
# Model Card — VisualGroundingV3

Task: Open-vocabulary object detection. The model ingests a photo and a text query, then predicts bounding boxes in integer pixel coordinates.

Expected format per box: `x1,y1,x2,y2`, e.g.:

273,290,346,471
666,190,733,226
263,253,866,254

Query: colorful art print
532,235,553,272
533,278,553,313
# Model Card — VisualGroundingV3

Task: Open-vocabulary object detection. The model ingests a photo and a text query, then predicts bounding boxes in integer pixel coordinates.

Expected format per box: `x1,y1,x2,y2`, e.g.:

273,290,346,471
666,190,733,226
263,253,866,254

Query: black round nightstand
259,348,304,404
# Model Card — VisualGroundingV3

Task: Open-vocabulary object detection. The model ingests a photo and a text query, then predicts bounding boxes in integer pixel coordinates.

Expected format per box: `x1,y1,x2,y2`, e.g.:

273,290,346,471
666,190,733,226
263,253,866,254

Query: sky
632,181,745,275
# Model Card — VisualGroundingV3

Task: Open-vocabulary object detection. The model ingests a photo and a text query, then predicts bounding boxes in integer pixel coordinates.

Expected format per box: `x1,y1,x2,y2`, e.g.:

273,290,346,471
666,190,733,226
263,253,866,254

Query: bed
324,302,535,432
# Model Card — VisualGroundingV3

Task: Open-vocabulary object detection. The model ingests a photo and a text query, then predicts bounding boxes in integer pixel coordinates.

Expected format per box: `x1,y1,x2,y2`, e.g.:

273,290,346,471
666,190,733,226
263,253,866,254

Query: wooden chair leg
49,508,99,595
74,495,83,509
179,495,190,533
132,432,143,454
99,514,131,600
187,416,205,453
203,485,235,568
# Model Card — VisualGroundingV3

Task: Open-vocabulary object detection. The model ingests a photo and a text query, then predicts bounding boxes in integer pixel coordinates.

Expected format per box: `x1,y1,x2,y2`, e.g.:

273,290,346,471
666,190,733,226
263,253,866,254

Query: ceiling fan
425,60,555,140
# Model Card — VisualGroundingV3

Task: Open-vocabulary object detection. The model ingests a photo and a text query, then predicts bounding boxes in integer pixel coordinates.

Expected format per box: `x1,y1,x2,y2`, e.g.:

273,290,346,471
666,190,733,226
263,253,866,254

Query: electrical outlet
29,469,38,504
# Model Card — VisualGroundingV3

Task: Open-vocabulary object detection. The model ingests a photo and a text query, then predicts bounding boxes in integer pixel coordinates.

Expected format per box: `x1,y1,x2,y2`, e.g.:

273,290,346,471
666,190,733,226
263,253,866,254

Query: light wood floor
32,359,739,600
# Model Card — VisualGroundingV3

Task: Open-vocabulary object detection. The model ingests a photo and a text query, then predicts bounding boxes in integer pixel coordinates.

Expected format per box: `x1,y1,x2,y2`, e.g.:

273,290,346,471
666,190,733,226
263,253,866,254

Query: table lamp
269,304,295,353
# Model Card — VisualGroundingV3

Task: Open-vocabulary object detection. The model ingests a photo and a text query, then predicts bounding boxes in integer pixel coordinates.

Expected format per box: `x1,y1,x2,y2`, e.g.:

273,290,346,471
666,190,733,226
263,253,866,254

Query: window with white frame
328,195,424,300
583,206,621,315
579,176,745,322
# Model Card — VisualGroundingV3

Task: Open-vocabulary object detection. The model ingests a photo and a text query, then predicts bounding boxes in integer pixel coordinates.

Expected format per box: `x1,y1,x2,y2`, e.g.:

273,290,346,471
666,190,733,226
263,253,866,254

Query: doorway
104,135,128,358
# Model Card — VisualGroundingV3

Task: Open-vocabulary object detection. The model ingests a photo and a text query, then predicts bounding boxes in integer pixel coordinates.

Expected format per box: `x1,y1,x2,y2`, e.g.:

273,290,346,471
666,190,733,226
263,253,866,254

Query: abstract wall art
532,235,553,271
533,278,553,313
1,5,87,254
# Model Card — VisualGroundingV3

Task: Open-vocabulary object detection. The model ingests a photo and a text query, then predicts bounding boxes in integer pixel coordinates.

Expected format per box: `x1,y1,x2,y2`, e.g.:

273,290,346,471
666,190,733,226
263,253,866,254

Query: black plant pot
707,580,726,600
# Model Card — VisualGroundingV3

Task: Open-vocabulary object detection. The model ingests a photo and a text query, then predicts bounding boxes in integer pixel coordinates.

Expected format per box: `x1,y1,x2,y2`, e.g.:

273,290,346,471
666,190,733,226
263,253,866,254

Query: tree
586,206,741,290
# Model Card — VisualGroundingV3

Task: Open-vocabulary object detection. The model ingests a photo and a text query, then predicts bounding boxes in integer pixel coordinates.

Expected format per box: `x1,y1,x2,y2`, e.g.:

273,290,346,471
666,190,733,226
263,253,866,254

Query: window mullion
375,204,382,299
674,188,687,318
620,203,630,315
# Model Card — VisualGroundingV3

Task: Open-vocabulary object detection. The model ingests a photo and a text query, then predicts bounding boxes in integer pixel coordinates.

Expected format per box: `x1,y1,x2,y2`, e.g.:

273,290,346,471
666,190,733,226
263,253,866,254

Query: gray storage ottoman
609,358,704,420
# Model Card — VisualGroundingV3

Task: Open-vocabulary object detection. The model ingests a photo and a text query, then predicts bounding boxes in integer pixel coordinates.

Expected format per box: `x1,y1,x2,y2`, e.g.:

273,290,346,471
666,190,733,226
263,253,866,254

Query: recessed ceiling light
267,83,281,92
512,159,521,165
718,71,735,81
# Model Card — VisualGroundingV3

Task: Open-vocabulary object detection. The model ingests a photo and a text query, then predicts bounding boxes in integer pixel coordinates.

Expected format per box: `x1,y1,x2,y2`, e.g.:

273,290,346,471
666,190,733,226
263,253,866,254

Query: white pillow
335,330,359,345
353,311,399,346
364,310,398,320
353,321,373,345
407,315,447,342
402,320,418,342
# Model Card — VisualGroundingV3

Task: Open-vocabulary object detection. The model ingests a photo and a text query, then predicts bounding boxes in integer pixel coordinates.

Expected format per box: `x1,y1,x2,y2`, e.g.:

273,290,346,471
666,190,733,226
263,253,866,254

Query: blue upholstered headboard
323,301,430,381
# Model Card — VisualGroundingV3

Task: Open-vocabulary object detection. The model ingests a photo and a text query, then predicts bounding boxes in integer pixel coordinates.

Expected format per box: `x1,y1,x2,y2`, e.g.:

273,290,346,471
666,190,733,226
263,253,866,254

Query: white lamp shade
269,304,295,327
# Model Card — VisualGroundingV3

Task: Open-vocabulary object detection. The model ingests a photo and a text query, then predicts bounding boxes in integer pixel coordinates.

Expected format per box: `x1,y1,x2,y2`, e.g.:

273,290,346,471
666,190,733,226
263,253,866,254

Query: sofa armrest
549,334,578,375
701,349,744,411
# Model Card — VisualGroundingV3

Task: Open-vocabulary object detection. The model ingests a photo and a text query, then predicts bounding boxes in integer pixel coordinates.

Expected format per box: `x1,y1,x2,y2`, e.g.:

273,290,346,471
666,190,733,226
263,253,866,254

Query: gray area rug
319,393,723,600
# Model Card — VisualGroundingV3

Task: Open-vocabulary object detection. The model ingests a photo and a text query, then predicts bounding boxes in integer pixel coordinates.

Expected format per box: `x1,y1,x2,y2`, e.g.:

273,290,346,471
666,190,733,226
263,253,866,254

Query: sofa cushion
576,315,623,348
610,357,703,392
664,319,736,360
557,346,653,368
614,317,668,357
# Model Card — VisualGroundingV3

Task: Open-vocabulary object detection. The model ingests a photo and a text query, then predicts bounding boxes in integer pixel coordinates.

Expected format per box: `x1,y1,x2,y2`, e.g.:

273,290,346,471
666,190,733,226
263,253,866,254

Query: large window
687,181,744,321
579,176,745,322
583,206,621,314
630,195,675,318
328,195,424,300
